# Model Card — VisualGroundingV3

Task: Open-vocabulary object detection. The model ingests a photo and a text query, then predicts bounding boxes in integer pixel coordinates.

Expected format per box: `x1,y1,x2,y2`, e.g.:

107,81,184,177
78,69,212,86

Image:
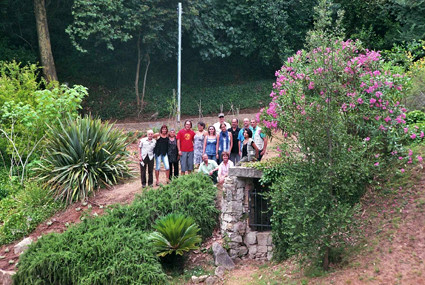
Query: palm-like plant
37,115,130,204
149,213,202,257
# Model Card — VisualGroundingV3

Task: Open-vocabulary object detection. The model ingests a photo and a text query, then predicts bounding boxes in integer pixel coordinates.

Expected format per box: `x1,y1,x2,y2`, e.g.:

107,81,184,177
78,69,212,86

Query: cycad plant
149,213,202,257
37,115,130,204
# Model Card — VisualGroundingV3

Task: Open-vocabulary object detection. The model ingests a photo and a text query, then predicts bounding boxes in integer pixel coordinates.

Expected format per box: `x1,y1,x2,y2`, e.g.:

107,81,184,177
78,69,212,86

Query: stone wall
220,167,273,261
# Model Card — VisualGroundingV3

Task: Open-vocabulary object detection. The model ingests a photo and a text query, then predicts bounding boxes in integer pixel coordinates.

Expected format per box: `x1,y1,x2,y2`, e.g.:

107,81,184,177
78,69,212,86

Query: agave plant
37,115,131,204
149,213,202,257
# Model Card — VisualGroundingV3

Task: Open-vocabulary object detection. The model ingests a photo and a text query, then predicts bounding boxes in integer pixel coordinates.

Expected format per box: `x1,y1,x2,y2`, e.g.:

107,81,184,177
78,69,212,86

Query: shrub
258,1,413,269
0,61,87,180
150,213,201,257
109,173,219,240
0,181,61,245
14,217,167,285
37,116,131,204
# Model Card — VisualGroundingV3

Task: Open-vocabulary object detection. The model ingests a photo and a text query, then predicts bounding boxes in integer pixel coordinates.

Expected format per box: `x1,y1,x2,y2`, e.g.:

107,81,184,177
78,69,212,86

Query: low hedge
14,174,218,283
108,173,219,239
14,217,167,285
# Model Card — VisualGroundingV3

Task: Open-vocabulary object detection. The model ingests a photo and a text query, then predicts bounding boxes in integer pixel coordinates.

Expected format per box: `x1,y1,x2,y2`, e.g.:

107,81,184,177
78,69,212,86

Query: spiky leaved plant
37,115,130,204
149,213,202,257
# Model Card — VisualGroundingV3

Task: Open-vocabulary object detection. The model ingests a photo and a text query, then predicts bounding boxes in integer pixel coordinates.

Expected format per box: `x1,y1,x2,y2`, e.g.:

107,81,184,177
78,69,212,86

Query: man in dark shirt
228,118,241,164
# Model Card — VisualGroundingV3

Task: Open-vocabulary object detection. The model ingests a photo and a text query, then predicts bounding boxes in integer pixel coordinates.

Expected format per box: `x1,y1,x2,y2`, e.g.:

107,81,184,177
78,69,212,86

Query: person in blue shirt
238,118,253,157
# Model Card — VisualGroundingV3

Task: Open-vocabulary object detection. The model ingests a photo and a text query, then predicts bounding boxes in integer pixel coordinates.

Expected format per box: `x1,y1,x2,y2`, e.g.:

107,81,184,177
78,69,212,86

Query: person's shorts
155,154,170,170
180,151,194,172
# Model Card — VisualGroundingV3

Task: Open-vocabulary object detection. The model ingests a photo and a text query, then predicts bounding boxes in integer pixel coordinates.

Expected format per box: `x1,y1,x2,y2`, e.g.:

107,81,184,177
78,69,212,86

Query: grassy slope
82,79,274,120
224,145,425,285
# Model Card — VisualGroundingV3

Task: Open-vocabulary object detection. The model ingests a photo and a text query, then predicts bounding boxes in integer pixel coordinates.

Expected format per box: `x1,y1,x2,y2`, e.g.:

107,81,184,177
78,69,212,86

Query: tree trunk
34,0,58,82
323,246,330,270
135,35,141,107
141,52,150,111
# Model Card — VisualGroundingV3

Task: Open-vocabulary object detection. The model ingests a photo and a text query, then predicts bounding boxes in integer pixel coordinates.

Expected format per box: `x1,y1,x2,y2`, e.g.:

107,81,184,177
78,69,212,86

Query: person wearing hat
213,113,230,134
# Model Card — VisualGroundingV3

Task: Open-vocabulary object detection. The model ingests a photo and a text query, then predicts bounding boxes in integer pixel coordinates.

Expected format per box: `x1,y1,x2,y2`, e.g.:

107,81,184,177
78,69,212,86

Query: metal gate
248,179,272,231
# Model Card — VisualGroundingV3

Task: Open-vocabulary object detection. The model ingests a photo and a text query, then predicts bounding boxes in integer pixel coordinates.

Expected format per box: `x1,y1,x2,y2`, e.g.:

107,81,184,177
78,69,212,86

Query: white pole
177,2,182,125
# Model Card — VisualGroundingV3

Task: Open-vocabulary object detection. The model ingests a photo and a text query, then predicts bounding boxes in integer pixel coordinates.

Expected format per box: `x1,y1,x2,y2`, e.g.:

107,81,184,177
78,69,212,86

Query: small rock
191,276,200,284
215,266,225,278
82,201,88,206
87,204,92,209
205,276,218,285
75,207,81,212
14,237,33,255
99,205,104,209
0,256,5,259
198,275,208,282
65,222,70,227
212,242,235,269
46,220,53,226
93,212,98,217
4,248,9,253
8,260,14,265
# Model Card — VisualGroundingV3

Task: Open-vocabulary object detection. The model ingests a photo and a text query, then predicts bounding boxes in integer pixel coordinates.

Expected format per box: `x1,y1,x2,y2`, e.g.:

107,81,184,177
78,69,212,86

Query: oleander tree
257,0,421,269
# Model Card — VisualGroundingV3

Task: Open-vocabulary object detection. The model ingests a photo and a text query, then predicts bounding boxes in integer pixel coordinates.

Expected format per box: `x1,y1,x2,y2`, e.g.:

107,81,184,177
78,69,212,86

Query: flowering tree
258,37,420,268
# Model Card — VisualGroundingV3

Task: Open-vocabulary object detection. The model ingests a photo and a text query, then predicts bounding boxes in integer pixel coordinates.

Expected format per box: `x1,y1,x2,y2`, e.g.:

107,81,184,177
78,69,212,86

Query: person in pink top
215,151,234,184
177,120,196,175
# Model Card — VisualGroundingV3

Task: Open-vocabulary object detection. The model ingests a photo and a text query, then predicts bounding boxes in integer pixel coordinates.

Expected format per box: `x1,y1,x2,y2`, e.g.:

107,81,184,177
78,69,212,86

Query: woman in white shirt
216,151,234,184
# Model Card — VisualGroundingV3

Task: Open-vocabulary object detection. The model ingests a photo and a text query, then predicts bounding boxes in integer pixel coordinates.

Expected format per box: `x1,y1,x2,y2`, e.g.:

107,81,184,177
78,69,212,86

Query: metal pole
177,2,182,125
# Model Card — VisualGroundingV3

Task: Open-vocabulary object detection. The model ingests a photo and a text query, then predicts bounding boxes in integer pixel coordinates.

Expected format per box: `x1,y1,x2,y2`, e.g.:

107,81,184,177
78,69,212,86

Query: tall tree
189,0,315,66
34,0,58,82
67,0,198,111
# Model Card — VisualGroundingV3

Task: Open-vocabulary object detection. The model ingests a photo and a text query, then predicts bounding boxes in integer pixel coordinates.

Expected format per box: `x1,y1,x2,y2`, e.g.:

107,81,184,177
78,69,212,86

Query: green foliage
109,173,219,239
14,217,167,285
85,79,272,119
190,0,314,65
36,116,131,204
0,61,87,181
406,110,425,124
258,1,412,268
0,181,61,245
150,213,201,257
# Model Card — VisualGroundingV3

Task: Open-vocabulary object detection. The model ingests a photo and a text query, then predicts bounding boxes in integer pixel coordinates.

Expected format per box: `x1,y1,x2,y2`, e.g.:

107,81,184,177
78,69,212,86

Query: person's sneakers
141,184,146,188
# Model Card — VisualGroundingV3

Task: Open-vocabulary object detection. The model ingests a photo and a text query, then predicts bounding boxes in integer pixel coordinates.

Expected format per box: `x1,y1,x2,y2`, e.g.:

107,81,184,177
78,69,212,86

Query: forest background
2,0,425,120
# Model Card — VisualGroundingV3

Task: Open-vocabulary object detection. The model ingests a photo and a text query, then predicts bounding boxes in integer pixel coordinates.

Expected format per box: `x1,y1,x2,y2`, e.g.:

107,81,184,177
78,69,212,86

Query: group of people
138,113,268,187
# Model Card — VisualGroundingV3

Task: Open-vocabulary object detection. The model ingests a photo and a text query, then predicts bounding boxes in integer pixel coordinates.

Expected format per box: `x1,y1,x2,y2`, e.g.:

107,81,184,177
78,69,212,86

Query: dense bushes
14,174,217,283
36,116,131,204
109,173,219,239
14,217,167,285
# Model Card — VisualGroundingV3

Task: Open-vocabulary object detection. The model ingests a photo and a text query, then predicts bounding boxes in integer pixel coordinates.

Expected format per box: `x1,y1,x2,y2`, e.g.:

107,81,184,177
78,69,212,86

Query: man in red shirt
177,120,196,175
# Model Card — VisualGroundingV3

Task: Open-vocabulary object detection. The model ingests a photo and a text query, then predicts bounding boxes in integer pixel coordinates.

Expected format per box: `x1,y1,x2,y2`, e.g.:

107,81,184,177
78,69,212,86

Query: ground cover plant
14,216,167,285
0,180,61,245
108,173,219,240
14,174,218,282
36,115,131,204
257,0,419,270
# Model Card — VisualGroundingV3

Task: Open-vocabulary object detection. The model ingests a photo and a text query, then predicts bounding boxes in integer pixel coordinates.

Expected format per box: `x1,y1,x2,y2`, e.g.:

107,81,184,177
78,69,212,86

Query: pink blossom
418,156,423,162
384,116,391,123
370,98,376,104
401,168,405,173
364,137,370,141
357,98,364,104
308,81,315,90
411,133,417,139
375,154,380,158
375,91,382,98
398,157,403,160
374,162,379,166
420,131,424,138
409,149,413,156
404,127,409,133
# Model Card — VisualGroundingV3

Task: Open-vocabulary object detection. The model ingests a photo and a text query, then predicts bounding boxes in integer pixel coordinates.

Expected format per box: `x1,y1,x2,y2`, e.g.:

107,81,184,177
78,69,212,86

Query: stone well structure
220,167,273,261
